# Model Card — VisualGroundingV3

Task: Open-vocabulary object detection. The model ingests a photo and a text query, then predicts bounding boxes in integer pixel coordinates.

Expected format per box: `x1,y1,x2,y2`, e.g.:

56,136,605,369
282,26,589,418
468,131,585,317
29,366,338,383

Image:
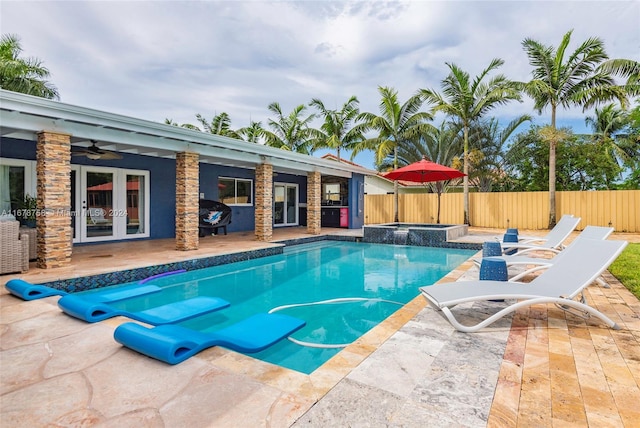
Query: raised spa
363,223,469,247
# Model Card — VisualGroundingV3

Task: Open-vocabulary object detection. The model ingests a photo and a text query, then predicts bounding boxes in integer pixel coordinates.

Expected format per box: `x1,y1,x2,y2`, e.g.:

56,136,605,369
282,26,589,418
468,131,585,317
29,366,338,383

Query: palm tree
467,115,531,192
164,118,200,131
522,29,631,227
237,120,266,144
196,112,241,139
308,96,363,160
594,59,640,101
352,86,433,222
420,59,522,225
585,103,638,181
263,102,321,154
393,123,460,168
395,122,463,223
0,33,59,99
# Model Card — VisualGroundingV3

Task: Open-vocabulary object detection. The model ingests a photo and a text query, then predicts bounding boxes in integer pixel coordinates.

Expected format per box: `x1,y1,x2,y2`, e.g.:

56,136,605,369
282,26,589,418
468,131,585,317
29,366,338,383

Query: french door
72,166,149,243
274,183,298,226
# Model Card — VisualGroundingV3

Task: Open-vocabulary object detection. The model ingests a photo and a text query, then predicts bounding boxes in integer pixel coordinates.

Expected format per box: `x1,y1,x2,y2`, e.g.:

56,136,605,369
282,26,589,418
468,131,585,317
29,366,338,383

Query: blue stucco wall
0,138,37,159
1,137,363,236
348,173,365,229
1,137,177,239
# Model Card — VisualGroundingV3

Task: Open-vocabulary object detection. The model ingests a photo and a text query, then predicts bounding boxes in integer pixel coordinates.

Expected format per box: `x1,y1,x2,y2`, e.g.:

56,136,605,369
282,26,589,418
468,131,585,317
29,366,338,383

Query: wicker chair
0,221,29,274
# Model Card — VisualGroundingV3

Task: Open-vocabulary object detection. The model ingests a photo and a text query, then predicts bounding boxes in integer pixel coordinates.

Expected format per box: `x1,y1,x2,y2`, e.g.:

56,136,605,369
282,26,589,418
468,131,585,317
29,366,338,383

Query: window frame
0,157,36,198
218,176,254,206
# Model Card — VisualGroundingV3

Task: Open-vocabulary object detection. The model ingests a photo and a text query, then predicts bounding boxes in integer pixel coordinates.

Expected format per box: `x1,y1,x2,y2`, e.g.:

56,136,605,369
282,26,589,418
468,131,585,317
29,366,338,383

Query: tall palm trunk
436,182,443,224
548,107,557,228
463,125,470,225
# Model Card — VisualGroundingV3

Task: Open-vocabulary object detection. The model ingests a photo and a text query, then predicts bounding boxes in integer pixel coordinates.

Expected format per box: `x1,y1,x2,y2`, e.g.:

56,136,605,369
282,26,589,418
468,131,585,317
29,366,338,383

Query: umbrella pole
393,180,399,222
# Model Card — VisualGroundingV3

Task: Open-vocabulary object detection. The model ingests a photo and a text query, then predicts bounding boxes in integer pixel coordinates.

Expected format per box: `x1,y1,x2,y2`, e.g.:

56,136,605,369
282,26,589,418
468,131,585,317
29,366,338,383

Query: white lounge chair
475,226,614,282
500,214,581,255
501,214,577,244
419,238,627,333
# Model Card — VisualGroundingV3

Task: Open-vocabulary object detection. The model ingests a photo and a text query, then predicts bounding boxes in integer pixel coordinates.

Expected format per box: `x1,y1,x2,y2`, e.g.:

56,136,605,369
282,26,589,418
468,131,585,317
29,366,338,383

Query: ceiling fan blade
71,141,122,160
99,151,123,160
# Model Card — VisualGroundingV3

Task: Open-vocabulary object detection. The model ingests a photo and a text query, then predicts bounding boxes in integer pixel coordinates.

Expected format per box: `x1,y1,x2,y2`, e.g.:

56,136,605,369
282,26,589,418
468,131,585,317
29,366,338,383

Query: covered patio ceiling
0,89,371,178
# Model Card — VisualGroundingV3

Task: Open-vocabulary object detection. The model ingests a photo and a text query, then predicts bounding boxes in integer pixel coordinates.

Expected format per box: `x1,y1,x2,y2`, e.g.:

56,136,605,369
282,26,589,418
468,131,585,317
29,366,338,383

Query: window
0,158,35,216
219,177,253,206
321,177,348,206
323,183,341,203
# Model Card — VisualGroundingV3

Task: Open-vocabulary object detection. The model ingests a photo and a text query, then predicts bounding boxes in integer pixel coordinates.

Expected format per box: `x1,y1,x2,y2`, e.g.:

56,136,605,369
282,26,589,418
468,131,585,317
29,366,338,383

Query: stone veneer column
254,163,273,241
307,171,321,235
175,152,199,251
36,131,72,268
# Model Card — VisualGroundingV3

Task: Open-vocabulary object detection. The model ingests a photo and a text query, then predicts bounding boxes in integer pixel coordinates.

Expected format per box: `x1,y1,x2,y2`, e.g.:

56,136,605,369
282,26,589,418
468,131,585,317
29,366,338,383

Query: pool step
283,240,342,255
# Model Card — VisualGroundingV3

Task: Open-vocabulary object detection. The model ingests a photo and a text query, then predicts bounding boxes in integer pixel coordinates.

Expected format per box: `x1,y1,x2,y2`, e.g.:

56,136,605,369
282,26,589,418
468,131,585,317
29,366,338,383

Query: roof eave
0,89,373,177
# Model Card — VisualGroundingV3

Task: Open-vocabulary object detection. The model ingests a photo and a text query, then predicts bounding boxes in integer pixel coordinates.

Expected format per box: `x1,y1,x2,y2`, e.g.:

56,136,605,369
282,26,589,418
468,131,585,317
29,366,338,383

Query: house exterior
320,153,432,195
0,89,371,269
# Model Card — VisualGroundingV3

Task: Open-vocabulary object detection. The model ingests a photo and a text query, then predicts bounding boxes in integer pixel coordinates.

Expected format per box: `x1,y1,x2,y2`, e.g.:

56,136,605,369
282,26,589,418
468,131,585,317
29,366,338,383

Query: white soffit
0,90,370,179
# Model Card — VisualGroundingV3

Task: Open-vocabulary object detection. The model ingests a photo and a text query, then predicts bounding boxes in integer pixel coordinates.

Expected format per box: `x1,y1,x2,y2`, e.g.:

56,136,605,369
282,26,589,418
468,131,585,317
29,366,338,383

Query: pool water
80,241,475,373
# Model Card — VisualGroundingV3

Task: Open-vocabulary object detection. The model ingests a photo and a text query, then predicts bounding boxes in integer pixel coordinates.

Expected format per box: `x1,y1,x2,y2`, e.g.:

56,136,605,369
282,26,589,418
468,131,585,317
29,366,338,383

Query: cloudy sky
2,1,638,169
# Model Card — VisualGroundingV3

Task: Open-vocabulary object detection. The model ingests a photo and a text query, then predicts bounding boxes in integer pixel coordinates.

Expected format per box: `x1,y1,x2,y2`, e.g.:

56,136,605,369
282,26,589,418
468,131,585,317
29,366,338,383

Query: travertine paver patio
1,227,639,427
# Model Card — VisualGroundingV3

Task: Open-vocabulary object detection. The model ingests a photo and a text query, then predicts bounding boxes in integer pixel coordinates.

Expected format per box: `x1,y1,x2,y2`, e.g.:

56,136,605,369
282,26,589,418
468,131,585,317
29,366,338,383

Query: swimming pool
79,241,475,373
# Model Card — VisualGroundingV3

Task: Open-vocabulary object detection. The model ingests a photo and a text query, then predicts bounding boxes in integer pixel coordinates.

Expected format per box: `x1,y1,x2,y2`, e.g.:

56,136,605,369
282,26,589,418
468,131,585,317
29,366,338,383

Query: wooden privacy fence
364,190,640,232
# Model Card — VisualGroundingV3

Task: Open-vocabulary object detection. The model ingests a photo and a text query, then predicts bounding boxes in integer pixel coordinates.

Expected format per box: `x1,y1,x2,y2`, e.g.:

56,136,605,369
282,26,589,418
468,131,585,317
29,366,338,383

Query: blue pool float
114,313,306,364
58,294,230,325
5,279,165,302
80,284,163,302
5,279,68,301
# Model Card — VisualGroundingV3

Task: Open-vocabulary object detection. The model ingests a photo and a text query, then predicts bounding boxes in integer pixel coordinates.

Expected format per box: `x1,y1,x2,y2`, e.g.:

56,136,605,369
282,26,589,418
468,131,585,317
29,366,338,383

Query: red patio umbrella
382,157,465,224
383,157,465,183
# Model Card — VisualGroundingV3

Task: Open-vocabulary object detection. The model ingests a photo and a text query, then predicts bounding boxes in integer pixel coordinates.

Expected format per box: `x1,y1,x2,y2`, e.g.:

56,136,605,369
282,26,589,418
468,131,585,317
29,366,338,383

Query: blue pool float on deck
114,313,306,364
6,279,165,302
58,294,230,325
5,279,68,301
6,268,186,302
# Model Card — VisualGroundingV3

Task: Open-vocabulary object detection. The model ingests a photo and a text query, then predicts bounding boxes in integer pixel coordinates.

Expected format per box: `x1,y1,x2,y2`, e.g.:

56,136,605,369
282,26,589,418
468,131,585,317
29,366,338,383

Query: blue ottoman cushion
482,241,502,257
480,258,508,281
503,232,518,255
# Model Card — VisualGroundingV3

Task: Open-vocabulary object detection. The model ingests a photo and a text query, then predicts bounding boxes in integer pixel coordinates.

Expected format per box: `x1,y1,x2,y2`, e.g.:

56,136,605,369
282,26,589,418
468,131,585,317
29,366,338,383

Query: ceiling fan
72,140,123,160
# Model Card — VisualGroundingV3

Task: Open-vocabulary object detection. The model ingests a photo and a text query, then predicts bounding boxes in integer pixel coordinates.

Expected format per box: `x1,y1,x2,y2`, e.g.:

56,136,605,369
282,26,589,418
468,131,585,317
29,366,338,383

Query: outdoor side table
482,241,502,257
479,258,508,281
503,232,518,255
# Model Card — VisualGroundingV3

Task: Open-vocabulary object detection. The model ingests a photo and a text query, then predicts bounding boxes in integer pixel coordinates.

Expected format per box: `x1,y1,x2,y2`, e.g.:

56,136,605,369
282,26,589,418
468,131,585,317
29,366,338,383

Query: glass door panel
71,169,77,241
85,171,114,239
274,183,298,226
126,174,145,235
274,186,285,225
286,186,297,225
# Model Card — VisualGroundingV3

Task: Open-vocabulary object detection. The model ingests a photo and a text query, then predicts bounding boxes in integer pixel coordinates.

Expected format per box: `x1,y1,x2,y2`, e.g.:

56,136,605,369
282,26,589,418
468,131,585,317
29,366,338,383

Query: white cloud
1,0,638,169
